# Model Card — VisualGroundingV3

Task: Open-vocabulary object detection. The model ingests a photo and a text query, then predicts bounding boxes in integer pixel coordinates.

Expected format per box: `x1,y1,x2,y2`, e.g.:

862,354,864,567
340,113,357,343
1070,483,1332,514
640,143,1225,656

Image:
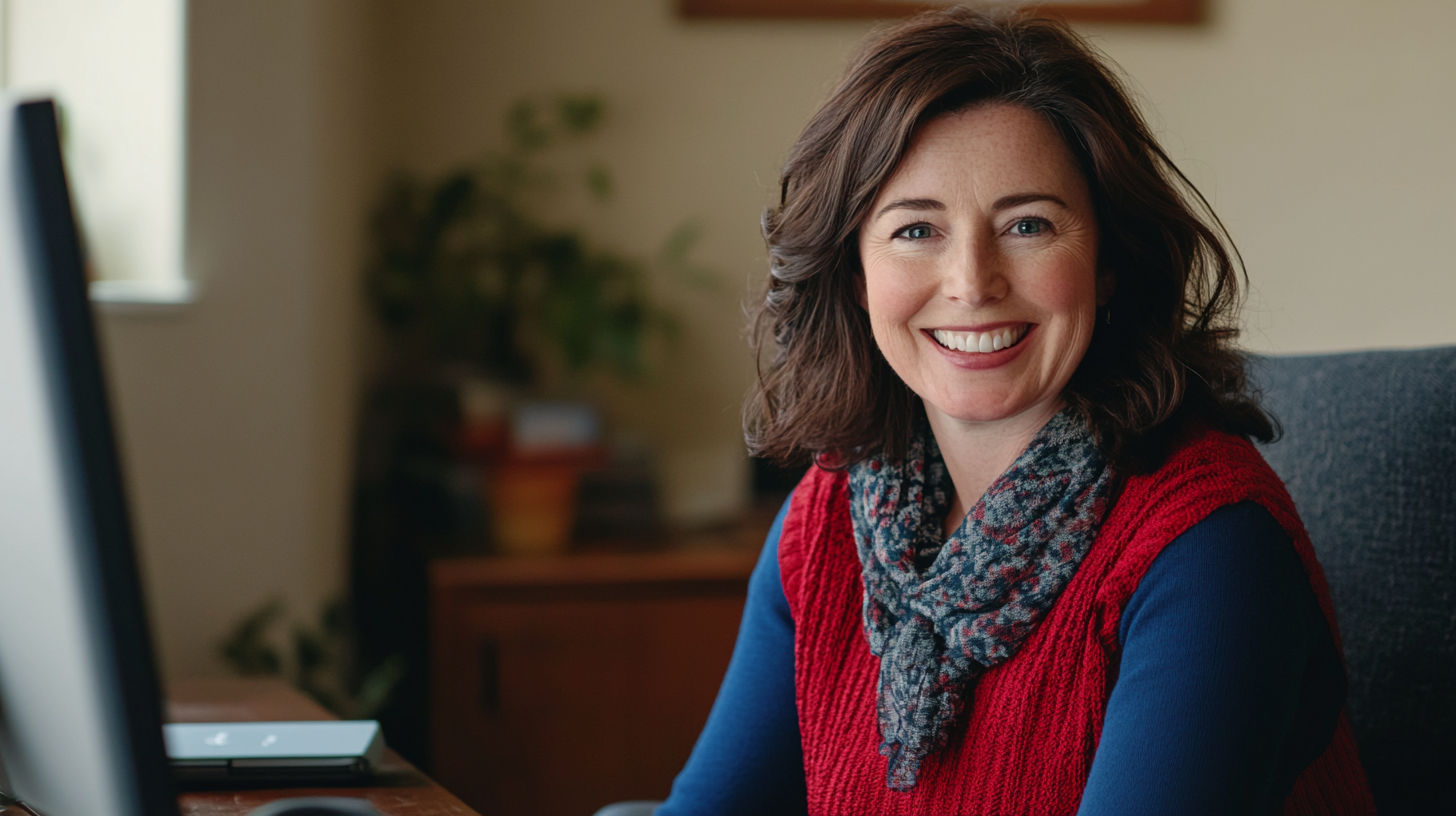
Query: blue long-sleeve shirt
658,497,1342,816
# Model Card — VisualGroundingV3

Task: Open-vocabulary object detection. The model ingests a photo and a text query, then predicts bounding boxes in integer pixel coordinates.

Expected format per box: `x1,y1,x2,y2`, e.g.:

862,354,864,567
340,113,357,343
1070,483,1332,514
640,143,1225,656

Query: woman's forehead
875,105,1087,206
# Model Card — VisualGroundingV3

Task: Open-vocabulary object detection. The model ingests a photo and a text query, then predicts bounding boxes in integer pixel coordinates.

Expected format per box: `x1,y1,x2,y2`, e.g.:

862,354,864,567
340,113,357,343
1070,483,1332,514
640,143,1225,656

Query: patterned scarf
848,408,1112,791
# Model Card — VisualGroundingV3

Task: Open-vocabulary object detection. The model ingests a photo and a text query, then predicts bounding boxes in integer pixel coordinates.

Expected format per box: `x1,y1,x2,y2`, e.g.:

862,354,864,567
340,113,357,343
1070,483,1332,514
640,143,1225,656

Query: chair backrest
1253,346,1456,815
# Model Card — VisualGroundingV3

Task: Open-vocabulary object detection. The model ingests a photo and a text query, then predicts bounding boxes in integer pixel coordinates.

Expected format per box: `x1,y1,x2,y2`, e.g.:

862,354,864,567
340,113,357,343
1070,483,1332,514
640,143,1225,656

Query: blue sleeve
1077,501,1344,816
656,496,808,816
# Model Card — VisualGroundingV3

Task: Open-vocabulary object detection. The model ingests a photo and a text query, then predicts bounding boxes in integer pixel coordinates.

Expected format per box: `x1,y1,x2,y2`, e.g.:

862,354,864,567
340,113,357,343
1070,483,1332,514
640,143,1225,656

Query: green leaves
218,598,406,721
658,220,718,290
506,93,606,152
364,92,691,385
219,599,284,676
556,94,605,134
585,163,614,201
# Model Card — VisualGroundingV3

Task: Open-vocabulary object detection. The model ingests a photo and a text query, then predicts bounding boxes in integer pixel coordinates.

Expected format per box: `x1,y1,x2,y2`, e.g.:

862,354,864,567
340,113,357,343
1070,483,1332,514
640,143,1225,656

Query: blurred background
6,0,1455,811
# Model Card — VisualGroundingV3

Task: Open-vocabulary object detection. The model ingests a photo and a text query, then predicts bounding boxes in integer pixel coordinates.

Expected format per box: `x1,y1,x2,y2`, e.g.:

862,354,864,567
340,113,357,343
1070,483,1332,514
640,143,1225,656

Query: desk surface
169,678,479,816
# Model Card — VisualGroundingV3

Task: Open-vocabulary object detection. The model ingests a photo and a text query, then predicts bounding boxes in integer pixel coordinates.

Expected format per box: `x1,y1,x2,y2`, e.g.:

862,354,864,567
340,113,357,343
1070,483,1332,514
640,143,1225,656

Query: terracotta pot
487,447,607,556
488,461,580,556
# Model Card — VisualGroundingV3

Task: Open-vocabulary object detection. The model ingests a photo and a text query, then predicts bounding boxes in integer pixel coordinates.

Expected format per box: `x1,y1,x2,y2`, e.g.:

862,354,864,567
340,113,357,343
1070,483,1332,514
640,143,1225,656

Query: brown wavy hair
744,7,1274,474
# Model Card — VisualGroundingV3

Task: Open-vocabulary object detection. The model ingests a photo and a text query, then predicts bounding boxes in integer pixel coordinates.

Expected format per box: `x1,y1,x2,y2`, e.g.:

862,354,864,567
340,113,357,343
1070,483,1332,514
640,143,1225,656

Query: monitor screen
0,96,179,816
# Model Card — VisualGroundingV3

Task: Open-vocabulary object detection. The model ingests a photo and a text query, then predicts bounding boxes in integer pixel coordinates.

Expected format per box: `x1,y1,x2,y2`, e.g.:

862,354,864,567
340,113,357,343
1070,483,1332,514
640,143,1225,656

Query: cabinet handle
479,639,500,714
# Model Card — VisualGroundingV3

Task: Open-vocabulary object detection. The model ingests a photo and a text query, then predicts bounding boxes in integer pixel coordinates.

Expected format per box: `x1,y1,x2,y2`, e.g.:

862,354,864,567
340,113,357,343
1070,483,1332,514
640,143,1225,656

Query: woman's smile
929,323,1031,354
925,323,1035,369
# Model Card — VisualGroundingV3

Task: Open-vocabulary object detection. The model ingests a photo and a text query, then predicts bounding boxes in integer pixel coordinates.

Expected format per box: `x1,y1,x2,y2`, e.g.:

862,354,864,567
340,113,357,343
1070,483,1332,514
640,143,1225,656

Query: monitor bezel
4,97,179,816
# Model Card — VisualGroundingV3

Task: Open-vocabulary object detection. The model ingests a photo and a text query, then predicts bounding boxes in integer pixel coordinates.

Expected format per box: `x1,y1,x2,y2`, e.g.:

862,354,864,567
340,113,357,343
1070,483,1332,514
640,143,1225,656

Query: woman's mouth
930,324,1030,354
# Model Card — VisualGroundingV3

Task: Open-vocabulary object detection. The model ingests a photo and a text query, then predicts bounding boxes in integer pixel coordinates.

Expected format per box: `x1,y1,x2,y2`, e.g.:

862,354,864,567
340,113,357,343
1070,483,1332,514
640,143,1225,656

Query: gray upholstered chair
1254,345,1456,815
595,346,1456,816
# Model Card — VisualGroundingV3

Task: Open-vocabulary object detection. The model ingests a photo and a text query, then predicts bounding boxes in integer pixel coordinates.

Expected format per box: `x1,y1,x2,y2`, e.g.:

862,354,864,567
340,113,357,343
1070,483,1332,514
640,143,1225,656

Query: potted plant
363,93,685,555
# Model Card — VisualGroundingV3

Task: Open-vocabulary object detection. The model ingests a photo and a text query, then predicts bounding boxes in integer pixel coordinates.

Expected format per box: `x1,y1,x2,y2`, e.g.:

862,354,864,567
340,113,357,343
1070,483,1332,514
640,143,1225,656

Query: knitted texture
848,409,1111,790
779,425,1376,816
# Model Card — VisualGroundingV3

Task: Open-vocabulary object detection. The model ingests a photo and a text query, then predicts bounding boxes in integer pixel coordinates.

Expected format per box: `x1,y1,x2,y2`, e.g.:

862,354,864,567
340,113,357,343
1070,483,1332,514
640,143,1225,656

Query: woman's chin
922,392,1064,429
923,399,1021,425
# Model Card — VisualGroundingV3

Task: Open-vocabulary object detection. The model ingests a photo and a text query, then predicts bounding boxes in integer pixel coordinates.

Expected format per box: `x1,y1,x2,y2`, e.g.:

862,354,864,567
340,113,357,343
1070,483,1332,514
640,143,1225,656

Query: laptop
165,721,385,783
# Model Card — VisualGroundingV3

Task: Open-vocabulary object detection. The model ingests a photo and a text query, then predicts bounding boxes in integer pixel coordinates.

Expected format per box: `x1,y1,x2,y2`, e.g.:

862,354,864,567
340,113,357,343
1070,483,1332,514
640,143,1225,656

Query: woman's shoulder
781,462,850,539
1159,421,1275,479
1118,423,1294,527
1090,424,1313,632
790,461,849,504
777,464,853,617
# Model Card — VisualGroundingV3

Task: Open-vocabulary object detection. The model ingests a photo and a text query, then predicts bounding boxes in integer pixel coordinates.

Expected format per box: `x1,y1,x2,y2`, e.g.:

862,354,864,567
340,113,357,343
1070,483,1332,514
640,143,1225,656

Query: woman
658,9,1374,816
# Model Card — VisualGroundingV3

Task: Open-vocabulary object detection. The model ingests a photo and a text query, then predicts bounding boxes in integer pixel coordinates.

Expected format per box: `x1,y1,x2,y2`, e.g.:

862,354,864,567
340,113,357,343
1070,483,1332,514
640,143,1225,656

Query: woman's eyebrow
993,192,1068,210
872,193,1069,222
872,198,944,221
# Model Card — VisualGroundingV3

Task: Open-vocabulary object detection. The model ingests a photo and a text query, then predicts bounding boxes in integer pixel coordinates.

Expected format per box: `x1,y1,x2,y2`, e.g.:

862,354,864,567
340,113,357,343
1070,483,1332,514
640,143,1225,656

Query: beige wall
1085,0,1456,353
97,0,374,679
98,0,1456,677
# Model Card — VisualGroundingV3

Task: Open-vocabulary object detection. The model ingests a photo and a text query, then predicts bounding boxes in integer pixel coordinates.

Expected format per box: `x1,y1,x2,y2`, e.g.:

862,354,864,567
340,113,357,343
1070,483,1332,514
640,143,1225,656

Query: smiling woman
641,7,1378,816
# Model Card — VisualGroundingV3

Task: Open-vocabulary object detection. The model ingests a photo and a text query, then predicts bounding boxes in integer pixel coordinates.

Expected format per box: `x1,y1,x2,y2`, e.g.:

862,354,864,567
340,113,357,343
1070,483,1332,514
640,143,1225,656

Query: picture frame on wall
679,0,1203,25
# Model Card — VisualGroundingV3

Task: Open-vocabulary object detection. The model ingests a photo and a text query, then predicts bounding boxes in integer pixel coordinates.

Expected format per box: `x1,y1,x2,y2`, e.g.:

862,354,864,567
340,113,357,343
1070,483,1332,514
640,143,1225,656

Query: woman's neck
926,398,1064,538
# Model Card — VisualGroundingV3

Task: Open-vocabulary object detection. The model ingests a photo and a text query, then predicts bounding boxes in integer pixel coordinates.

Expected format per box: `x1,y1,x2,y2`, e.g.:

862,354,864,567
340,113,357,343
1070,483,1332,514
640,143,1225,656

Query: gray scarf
848,409,1112,790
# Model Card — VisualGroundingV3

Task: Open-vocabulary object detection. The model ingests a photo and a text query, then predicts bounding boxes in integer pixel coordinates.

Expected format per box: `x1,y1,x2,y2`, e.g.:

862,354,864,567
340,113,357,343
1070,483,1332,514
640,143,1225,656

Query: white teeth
932,325,1028,354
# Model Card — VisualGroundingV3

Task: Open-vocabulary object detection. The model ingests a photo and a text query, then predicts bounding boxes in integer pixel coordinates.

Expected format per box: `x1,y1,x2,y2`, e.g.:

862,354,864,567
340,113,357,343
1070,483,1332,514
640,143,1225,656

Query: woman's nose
942,239,1008,306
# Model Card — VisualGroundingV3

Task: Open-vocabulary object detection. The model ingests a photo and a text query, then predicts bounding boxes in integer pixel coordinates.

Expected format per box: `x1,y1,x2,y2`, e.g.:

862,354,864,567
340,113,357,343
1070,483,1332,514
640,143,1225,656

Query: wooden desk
169,678,479,816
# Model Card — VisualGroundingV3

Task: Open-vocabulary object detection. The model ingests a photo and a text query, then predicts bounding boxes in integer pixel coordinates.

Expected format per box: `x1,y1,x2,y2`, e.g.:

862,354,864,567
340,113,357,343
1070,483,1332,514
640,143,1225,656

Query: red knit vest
779,426,1375,816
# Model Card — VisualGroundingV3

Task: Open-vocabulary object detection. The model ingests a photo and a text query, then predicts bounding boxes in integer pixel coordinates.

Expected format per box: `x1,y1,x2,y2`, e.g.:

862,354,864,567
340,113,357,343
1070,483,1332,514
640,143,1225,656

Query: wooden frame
679,0,1203,25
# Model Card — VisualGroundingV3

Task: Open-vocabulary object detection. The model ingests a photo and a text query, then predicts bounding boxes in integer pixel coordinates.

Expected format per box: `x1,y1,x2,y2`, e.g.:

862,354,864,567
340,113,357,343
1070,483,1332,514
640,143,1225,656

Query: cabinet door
433,590,747,816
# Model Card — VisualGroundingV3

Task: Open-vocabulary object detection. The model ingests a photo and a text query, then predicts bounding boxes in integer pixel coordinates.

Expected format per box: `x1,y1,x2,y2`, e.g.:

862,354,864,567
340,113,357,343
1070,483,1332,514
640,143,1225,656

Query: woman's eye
1011,218,1049,236
896,224,934,240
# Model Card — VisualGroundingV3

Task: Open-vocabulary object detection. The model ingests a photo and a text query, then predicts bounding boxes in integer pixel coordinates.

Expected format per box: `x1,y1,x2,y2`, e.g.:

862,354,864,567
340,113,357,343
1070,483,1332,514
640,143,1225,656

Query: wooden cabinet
430,543,762,816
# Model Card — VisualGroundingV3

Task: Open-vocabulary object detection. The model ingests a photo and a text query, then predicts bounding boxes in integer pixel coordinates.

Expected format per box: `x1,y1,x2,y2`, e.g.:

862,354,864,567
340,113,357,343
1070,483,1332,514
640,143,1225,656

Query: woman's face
858,104,1104,430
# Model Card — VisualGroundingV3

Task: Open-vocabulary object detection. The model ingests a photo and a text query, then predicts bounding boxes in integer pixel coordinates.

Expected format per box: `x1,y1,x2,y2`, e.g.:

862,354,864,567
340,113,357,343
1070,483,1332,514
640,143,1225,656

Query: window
2,0,190,306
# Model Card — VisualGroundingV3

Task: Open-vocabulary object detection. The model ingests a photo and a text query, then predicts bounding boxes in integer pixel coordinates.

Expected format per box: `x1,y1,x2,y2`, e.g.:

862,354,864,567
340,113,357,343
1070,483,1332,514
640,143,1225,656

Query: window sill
90,278,196,316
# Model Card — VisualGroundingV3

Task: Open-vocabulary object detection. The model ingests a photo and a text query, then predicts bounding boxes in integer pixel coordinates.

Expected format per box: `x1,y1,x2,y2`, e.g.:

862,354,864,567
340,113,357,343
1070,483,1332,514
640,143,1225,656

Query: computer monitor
0,97,179,816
